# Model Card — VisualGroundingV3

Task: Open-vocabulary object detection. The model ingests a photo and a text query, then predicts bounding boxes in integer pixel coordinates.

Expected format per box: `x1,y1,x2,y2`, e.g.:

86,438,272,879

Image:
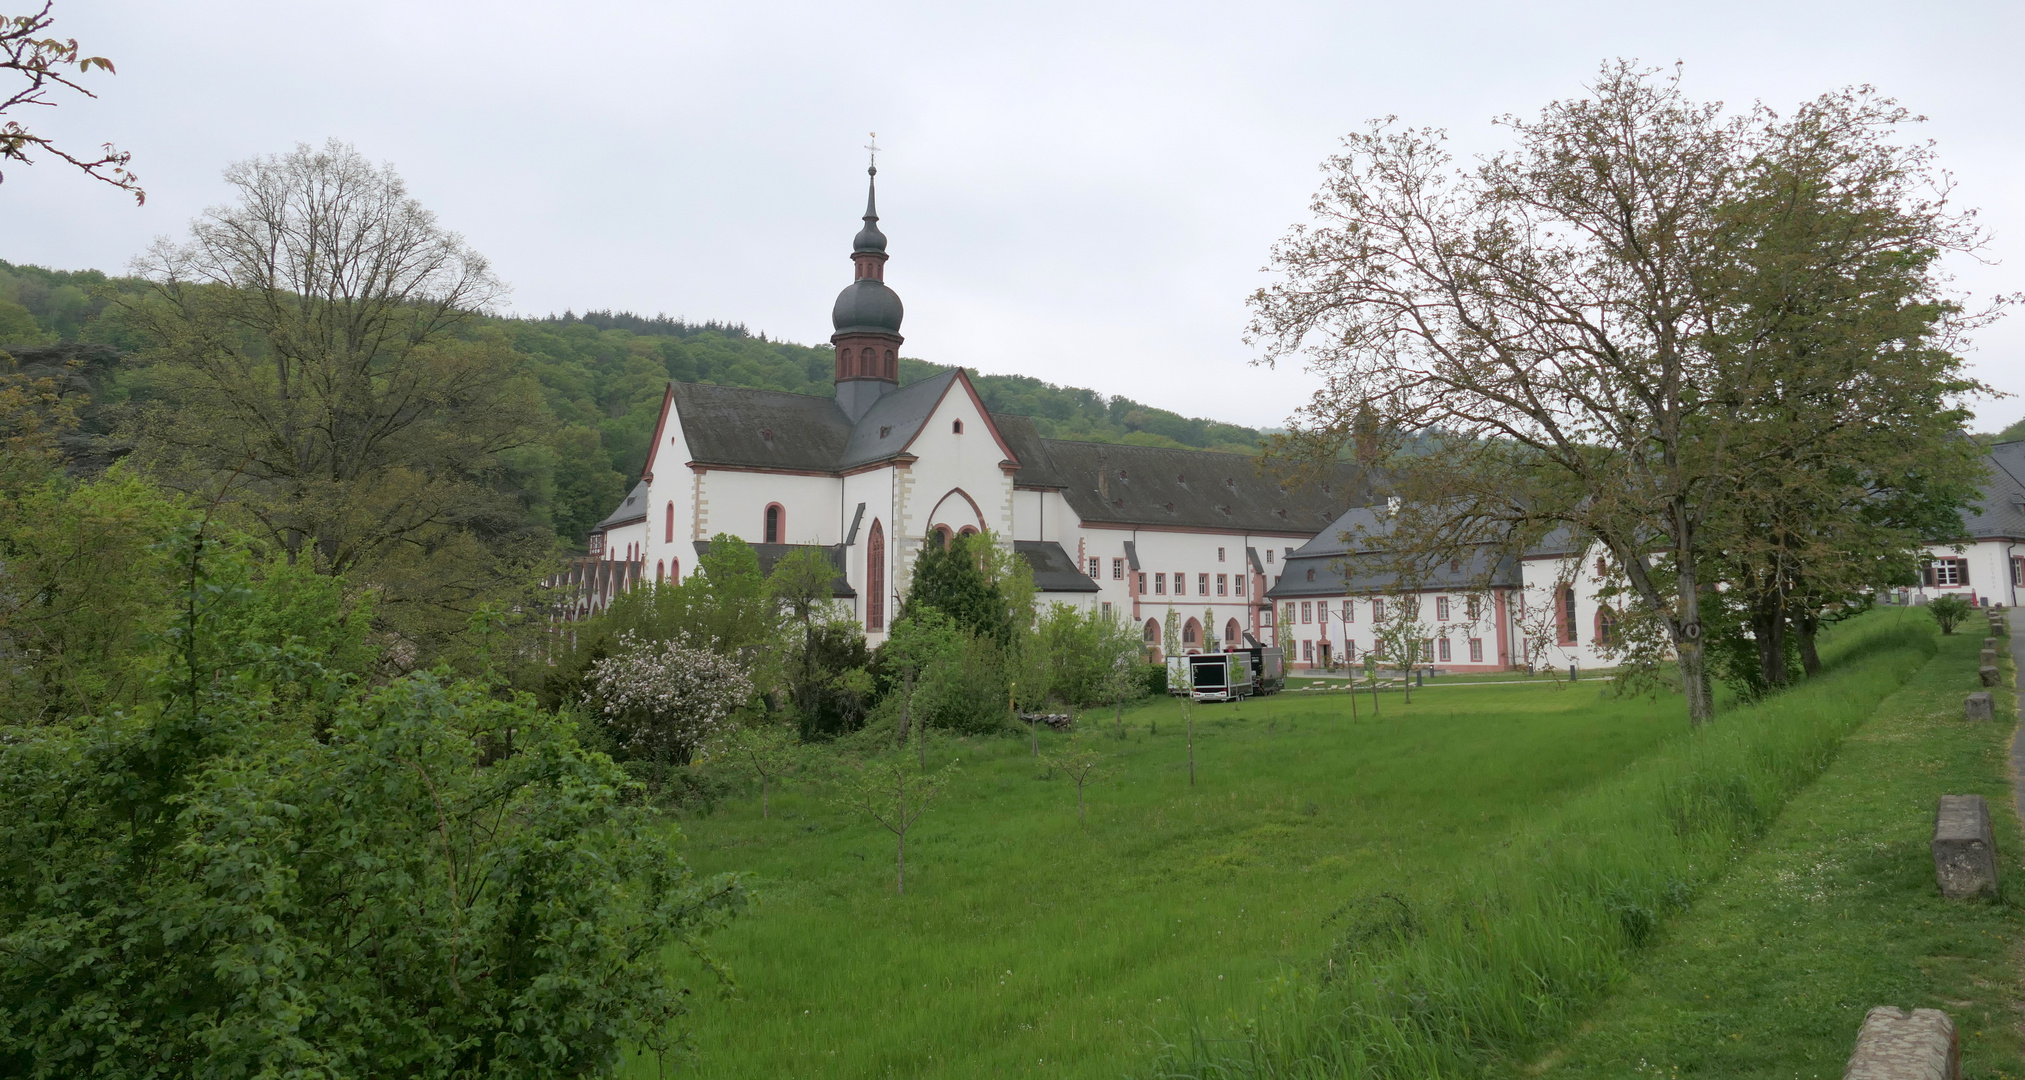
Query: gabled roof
671,382,852,470
1963,441,2025,541
1268,543,1520,599
839,369,960,469
596,479,650,529
1040,439,1368,534
995,415,1069,488
1015,540,1100,593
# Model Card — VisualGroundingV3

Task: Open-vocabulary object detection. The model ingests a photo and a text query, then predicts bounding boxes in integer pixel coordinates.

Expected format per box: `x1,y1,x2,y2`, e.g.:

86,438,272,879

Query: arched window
656,560,665,583
838,346,852,375
860,347,874,369
665,501,675,543
1144,618,1160,643
670,557,679,582
1558,586,1579,644
866,520,886,632
952,419,964,434
1182,618,1200,648
884,348,895,377
1225,618,1241,647
932,525,953,550
764,503,784,545
1595,607,1618,647
958,525,977,538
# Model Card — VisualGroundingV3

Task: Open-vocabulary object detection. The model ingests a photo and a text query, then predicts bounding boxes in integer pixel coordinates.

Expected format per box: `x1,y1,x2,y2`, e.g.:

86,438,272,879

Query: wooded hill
0,259,1266,546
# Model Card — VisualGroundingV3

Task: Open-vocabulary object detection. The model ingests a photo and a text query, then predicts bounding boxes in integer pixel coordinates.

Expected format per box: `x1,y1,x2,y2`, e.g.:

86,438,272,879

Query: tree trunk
1672,541,1716,727
761,775,769,819
895,829,905,895
1797,614,1822,677
899,672,912,751
1077,782,1085,823
1750,602,1787,691
1186,709,1195,787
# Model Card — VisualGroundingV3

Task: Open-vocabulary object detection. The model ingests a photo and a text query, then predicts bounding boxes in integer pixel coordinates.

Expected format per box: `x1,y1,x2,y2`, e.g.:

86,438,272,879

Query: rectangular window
1199,573,1210,595
1266,549,1274,564
1283,602,1295,626
1466,595,1481,621
2013,557,2025,588
1261,607,1274,626
1469,637,1484,663
1216,574,1228,596
1435,597,1450,621
1931,559,1968,587
1420,638,1434,662
1088,557,1100,578
1154,572,1166,595
1343,600,1355,623
1173,572,1186,596
1344,641,1356,661
1218,547,1226,562
1558,586,1578,644
1234,574,1245,596
1301,601,1312,624
1373,598,1387,621
1112,558,1124,580
1317,601,1329,623
1302,639,1313,662
1438,638,1452,662
1101,601,1112,620
1136,572,1146,593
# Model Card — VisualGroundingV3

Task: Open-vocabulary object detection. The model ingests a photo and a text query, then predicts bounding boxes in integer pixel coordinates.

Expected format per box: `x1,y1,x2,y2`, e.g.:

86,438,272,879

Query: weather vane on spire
865,132,880,173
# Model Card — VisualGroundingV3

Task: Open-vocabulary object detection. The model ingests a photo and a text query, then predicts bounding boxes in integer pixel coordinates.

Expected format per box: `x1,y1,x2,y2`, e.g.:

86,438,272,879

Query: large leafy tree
1250,63,1995,722
121,139,547,657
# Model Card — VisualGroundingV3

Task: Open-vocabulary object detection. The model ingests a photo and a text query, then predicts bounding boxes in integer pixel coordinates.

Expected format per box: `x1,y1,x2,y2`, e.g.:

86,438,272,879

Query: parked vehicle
1188,652,1254,703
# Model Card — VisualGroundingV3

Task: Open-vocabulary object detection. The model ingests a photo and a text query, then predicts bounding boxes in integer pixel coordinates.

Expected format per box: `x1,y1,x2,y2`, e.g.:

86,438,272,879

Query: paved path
2010,609,2025,831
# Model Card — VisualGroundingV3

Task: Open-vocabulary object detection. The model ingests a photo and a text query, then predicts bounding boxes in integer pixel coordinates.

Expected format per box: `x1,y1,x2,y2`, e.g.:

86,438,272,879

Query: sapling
724,723,799,819
1045,737,1109,823
836,756,959,895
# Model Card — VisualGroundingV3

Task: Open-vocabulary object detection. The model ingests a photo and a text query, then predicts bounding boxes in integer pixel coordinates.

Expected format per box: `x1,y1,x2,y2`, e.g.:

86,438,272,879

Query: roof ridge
1035,436,1264,461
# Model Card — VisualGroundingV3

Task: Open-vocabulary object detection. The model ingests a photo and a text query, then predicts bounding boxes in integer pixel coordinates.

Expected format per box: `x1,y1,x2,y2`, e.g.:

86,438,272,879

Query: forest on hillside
0,259,1267,547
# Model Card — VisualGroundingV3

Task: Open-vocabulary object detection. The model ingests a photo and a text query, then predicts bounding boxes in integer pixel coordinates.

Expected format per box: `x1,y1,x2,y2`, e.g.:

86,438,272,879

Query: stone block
1981,665,2001,687
1964,692,1994,721
1844,1006,1959,1080
1932,795,1997,900
1981,648,1998,668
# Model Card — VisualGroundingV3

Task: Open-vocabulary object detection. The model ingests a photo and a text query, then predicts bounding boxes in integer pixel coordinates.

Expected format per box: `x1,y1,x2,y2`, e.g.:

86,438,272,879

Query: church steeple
831,142,904,421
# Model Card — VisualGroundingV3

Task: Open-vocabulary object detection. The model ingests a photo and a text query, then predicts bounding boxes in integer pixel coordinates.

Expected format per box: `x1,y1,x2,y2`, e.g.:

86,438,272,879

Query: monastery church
581,167,2025,671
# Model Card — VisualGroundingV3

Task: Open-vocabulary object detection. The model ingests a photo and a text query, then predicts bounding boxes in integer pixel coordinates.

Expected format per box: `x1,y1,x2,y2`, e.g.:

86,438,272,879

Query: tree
836,756,958,895
881,608,962,766
1928,594,1970,635
1370,592,1429,704
1045,737,1109,823
587,630,753,768
722,722,800,819
123,140,544,658
1249,63,1995,724
0,517,745,1077
0,2,141,202
769,545,873,737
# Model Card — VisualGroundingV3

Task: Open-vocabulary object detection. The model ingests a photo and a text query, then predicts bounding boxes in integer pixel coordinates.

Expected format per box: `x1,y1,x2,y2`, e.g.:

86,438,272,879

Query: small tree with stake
837,756,959,895
722,723,799,819
1045,737,1109,824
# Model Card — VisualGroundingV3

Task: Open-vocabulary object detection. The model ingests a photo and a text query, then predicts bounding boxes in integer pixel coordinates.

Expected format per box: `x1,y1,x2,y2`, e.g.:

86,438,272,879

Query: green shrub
1142,662,1169,696
1927,592,1971,634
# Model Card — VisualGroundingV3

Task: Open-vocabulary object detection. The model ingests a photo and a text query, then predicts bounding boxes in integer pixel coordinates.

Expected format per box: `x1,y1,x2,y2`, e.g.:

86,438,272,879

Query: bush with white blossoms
587,631,753,762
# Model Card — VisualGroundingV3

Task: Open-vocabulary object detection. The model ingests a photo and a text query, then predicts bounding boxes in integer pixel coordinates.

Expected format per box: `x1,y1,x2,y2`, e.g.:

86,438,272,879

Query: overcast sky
9,0,2022,429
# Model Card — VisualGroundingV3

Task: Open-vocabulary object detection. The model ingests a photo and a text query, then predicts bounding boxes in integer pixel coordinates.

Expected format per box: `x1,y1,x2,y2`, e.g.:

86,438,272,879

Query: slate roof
596,479,650,528
1015,540,1100,593
1040,440,1368,535
1963,441,2025,541
1267,503,1520,599
839,370,964,469
691,541,856,598
996,415,1069,489
669,383,852,471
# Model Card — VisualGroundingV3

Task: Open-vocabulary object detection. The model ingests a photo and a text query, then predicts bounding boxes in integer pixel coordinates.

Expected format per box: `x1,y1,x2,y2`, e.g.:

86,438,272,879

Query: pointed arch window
764,503,784,545
866,519,886,632
665,501,675,543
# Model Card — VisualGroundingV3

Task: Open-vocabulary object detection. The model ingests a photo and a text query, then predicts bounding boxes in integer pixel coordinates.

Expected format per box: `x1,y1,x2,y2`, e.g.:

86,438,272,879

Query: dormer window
761,428,773,442
953,420,964,434
879,425,892,438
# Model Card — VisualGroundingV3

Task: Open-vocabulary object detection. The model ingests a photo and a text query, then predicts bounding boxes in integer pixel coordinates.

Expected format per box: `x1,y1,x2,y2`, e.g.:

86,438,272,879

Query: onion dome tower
832,161,904,421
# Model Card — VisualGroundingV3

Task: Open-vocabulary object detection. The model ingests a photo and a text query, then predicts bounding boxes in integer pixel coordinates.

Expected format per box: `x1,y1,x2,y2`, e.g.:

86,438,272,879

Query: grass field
1503,618,2022,1079
650,673,1689,1078
647,610,1968,1079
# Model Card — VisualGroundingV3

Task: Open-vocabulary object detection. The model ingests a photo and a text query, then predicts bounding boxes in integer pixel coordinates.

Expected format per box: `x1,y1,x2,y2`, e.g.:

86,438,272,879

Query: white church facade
578,169,2025,670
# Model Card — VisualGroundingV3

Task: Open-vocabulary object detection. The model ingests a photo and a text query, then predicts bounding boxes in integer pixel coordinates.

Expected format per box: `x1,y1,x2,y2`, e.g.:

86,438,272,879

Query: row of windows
1298,638,1488,664
1284,595,1483,626
1138,615,1245,649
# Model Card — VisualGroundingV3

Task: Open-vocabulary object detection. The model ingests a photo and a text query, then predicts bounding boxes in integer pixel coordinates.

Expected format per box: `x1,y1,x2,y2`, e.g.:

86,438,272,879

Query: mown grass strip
1502,615,2021,1079
1154,609,1942,1079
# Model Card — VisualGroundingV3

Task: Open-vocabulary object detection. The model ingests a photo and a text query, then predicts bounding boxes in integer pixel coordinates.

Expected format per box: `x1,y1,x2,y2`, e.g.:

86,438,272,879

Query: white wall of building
1915,539,2023,608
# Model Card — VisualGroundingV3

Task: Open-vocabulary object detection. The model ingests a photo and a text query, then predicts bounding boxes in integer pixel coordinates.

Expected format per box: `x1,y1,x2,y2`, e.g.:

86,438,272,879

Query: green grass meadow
646,610,2000,1079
